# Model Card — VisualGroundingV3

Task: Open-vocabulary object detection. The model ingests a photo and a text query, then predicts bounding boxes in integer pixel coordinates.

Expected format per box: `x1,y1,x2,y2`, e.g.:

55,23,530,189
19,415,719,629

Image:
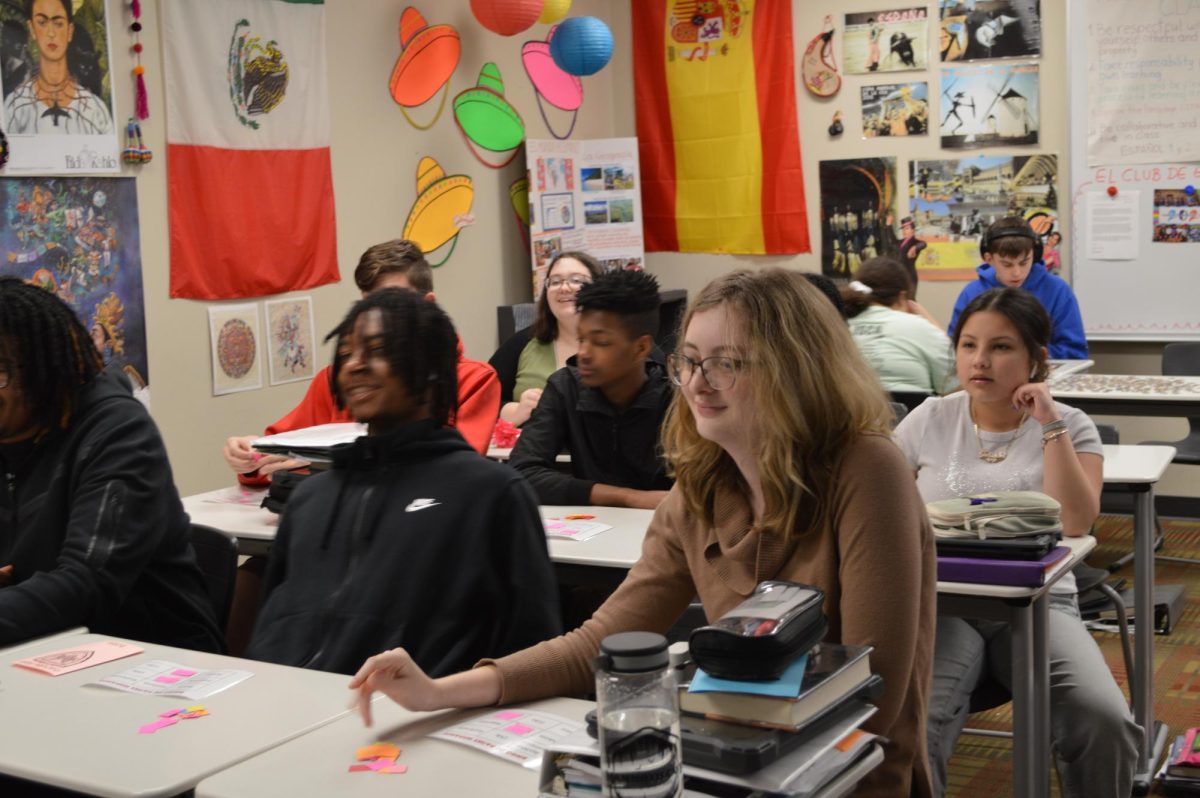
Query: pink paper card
505,723,535,735
494,710,523,720
172,668,197,677
154,675,181,684
13,640,144,676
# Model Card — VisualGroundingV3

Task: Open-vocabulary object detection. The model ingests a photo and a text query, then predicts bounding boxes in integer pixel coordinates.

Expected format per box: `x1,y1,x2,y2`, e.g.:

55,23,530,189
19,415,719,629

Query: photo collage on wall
832,1,1050,280
1153,190,1200,243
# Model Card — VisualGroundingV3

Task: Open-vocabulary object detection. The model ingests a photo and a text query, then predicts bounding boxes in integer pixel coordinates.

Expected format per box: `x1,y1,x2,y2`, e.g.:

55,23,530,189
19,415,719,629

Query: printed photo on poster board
526,138,643,297
940,62,1039,150
264,296,316,386
1153,190,1200,243
1,176,148,400
843,8,928,75
209,304,262,396
909,154,1059,280
861,82,928,138
939,0,1041,62
818,157,898,279
0,0,120,173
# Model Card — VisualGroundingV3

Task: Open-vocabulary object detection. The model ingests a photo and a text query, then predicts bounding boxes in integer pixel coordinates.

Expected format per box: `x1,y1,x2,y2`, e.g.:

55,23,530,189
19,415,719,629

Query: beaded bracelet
1041,419,1067,435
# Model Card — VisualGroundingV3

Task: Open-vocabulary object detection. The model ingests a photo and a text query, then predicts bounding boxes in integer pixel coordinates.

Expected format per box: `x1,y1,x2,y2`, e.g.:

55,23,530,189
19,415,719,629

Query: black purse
689,581,827,681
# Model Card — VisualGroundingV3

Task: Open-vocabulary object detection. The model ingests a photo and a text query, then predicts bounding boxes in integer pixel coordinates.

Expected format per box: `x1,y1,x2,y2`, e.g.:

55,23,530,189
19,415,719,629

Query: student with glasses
489,252,603,427
509,269,673,508
350,269,937,798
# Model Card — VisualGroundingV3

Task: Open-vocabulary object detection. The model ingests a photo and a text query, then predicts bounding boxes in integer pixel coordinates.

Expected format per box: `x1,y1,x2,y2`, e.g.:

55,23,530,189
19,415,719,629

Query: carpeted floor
945,514,1200,797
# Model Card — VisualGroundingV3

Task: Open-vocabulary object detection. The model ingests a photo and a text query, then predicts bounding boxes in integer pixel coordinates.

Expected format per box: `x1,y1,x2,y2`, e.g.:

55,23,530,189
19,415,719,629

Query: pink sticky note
379,765,408,774
172,668,197,677
494,710,523,720
505,723,535,735
159,708,182,719
347,765,372,773
154,675,181,684
366,760,394,772
13,640,144,676
138,717,178,734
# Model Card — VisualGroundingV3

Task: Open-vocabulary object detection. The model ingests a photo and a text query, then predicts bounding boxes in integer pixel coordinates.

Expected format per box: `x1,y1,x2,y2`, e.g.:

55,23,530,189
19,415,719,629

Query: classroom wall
130,1,1191,499
132,0,620,494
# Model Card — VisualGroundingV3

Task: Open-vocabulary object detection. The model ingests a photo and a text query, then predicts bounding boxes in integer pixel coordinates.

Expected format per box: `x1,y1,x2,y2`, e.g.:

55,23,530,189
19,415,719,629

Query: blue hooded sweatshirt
948,262,1088,359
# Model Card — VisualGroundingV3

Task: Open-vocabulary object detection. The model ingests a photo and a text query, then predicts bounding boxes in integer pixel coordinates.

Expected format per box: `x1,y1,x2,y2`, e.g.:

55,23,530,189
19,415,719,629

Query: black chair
889,390,931,413
189,524,239,631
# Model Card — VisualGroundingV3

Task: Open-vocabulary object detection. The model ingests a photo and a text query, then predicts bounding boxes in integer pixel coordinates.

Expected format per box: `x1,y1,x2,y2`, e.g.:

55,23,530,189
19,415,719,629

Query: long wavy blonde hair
662,268,892,538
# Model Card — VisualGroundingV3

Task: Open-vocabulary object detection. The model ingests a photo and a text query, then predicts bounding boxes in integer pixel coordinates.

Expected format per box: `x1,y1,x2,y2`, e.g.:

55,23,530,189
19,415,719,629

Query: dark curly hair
325,288,458,427
0,276,103,431
575,268,661,340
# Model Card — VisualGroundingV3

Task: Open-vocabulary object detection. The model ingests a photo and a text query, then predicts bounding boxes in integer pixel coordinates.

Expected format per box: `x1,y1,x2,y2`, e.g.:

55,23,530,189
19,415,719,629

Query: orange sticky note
356,743,400,762
835,729,866,753
563,514,595,520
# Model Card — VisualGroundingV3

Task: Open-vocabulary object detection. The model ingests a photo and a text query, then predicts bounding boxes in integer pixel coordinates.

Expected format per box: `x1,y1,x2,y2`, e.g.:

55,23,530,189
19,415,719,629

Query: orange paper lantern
470,0,543,36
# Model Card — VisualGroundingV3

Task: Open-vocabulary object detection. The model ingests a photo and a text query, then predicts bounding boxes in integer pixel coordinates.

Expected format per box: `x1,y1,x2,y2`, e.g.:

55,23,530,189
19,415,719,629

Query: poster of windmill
939,62,1038,149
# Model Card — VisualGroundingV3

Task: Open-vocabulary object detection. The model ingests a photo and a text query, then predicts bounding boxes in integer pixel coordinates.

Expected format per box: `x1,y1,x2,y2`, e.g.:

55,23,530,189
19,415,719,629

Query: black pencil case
688,581,827,681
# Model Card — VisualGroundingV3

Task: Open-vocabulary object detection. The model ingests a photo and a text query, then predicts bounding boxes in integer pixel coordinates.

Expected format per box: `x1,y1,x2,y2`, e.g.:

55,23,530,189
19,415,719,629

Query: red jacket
239,339,499,486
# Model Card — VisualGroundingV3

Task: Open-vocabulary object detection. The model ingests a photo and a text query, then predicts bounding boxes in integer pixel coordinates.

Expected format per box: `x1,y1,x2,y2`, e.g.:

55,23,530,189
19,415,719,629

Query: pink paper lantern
470,0,543,36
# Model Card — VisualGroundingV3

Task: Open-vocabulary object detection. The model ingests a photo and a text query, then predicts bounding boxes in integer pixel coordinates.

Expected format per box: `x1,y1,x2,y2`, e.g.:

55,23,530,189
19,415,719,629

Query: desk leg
1011,600,1050,798
1132,486,1168,794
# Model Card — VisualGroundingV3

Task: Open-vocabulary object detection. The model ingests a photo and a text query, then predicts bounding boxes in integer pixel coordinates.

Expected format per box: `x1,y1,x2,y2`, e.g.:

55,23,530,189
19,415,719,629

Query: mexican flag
163,0,338,299
633,1,810,254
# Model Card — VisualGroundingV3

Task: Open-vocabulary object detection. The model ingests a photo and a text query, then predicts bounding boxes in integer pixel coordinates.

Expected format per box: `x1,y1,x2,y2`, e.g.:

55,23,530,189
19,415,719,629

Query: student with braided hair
0,277,222,651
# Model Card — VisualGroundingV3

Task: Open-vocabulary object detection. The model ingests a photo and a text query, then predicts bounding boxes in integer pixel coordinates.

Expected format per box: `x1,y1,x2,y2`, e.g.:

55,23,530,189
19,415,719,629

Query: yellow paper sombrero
403,156,474,264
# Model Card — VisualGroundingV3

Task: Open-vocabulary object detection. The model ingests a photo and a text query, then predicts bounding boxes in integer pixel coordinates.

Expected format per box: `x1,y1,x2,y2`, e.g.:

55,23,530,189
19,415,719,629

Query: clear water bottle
593,631,683,798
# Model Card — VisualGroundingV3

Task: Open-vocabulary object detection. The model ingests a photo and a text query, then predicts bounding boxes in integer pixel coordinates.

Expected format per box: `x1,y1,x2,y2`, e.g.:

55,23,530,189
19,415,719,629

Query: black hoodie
0,371,223,651
245,420,562,676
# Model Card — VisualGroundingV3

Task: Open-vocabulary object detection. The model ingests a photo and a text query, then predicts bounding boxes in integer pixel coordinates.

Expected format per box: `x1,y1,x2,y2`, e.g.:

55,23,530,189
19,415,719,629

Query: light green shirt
513,338,558,399
848,305,957,395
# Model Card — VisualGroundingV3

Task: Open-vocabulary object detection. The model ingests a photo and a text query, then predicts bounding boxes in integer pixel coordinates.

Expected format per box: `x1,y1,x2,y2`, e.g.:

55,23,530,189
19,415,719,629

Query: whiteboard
1067,0,1200,341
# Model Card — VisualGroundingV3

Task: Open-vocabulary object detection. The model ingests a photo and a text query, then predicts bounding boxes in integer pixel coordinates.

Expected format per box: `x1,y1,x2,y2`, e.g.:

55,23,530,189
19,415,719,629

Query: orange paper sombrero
390,7,461,129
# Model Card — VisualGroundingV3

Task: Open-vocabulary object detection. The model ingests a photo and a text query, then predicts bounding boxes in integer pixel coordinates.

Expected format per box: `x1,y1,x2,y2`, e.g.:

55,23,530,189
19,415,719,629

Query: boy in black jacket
246,289,560,676
0,278,223,651
510,270,674,509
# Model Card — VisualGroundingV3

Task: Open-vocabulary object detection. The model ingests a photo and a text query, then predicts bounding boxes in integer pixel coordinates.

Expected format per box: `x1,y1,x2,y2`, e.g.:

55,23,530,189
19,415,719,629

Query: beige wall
134,2,1191,498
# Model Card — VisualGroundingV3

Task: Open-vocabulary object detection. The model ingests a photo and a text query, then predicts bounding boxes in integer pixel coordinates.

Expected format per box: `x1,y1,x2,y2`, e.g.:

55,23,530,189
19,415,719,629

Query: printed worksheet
430,709,584,769
543,519,612,542
89,660,252,700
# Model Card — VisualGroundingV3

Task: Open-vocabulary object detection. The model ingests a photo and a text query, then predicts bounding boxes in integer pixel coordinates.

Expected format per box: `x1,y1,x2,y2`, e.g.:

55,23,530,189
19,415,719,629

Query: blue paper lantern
550,16,612,76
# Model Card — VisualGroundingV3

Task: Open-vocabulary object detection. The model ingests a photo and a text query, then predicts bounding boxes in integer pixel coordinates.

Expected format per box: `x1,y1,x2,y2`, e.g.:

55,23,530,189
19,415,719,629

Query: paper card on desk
202,486,267,506
13,640,143,676
543,519,612,542
688,654,808,698
90,659,252,700
430,709,583,770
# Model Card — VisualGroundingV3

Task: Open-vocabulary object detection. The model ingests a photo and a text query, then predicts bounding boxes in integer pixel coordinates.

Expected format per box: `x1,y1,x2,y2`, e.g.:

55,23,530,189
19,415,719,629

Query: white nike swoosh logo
405,499,441,513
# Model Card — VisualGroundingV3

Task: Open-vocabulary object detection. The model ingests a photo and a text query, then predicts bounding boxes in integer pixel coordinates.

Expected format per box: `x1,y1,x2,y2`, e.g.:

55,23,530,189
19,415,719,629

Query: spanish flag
633,1,810,254
163,0,339,299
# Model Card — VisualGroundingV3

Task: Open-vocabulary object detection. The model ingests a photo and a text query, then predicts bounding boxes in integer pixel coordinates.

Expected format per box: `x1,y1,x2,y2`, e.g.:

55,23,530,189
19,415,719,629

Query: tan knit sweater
484,433,935,798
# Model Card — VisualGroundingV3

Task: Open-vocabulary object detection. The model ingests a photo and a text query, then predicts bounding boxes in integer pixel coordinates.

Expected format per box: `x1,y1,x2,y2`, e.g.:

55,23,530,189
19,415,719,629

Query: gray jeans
926,595,1142,798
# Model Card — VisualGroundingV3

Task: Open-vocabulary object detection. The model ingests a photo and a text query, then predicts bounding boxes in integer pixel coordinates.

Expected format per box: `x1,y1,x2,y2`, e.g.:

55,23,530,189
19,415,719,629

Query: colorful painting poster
909,154,1059,280
0,0,120,173
939,62,1039,150
861,83,929,138
817,158,898,279
1,176,148,399
526,137,644,296
208,303,261,396
939,0,1041,62
1153,189,1200,243
843,8,928,75
264,296,316,386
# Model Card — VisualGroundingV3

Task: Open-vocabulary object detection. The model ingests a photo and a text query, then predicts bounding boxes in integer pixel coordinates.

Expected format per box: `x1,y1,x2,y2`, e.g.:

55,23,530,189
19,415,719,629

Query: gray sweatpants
926,595,1142,798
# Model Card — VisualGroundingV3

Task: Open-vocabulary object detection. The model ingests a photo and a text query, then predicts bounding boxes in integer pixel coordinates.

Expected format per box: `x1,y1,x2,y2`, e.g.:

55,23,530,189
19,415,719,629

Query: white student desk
1049,372,1200,418
182,487,275,556
1102,443,1177,793
196,695,883,798
0,629,357,797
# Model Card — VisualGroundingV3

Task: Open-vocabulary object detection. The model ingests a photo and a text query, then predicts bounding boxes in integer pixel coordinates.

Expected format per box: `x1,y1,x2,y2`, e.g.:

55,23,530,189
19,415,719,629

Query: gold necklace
971,404,1028,464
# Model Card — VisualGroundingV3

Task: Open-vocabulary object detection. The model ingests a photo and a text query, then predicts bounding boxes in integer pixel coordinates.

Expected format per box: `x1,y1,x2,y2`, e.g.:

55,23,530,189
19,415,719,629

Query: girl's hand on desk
349,649,503,726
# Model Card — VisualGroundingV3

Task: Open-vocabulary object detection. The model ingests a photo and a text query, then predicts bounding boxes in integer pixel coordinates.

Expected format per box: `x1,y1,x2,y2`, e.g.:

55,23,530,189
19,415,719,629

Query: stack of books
538,643,885,797
251,422,365,463
1156,728,1200,795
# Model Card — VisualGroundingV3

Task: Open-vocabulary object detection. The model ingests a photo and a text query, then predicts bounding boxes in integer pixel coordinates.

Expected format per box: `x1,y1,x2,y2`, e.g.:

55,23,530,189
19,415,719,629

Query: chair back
889,390,930,413
1095,423,1119,445
189,524,239,630
1163,342,1200,456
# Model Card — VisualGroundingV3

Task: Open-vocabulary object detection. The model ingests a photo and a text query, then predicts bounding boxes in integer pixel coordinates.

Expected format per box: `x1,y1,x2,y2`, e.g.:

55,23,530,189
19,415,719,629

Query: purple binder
936,545,1071,587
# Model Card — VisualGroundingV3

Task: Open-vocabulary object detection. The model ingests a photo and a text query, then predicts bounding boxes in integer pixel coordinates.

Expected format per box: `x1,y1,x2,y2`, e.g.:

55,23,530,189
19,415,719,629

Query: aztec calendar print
217,319,257,379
